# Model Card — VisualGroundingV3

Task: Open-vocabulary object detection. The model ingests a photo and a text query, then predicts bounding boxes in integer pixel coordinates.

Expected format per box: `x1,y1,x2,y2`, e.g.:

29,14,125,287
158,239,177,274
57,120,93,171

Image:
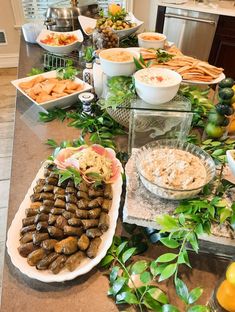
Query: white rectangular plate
11,70,92,110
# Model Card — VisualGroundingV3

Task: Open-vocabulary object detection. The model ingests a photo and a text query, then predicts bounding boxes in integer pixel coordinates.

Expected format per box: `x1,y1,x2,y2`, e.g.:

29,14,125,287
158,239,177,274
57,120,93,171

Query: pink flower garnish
91,144,107,156
54,144,121,184
54,146,86,170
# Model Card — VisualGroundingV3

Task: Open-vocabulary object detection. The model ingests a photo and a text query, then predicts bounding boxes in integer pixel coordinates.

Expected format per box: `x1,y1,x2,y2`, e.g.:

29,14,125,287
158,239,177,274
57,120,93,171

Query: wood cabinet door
209,16,235,79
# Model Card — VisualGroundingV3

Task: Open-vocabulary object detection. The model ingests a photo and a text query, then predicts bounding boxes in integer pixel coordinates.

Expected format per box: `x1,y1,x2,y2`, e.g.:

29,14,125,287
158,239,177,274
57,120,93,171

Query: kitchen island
0,36,230,311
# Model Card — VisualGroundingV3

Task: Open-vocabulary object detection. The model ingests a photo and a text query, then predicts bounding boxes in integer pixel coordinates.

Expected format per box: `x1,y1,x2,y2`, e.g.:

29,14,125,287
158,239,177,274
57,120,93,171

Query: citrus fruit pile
216,262,235,312
205,77,235,138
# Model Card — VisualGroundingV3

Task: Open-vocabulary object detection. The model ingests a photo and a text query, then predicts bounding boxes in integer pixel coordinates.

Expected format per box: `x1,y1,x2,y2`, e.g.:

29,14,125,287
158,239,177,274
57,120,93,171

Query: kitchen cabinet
209,15,235,79
156,4,235,78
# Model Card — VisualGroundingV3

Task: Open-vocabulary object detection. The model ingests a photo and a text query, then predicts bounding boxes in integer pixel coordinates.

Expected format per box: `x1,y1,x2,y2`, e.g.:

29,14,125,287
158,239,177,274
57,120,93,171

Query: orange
216,279,235,312
227,117,235,133
108,3,122,15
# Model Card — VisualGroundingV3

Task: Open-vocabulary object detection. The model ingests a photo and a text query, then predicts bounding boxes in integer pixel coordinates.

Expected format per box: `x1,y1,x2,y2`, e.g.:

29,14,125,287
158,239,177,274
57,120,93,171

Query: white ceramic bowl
11,70,92,110
226,150,235,176
115,13,144,39
99,48,138,77
78,13,143,39
36,29,83,55
138,32,166,49
22,23,45,43
78,15,96,36
134,68,182,105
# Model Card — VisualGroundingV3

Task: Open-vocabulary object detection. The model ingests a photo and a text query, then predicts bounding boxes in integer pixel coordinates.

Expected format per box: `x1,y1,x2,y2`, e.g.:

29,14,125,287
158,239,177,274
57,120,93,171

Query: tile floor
0,67,17,302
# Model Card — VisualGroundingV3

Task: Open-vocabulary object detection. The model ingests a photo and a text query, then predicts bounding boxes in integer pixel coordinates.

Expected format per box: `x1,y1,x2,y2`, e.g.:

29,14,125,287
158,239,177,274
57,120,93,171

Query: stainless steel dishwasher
163,7,219,61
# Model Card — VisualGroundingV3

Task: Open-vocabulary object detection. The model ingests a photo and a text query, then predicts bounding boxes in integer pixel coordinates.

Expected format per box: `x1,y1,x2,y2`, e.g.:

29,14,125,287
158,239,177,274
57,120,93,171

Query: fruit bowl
79,13,143,39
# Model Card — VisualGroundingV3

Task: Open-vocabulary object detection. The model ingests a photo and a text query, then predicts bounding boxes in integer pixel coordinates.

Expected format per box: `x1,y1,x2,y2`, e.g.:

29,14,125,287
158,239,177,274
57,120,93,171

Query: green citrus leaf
188,233,199,253
159,263,177,282
116,241,128,257
230,213,235,230
147,287,168,304
110,266,119,284
160,238,180,249
109,277,127,295
140,271,152,284
178,250,191,267
156,253,178,263
122,247,136,263
220,207,232,223
131,260,148,274
187,305,209,312
162,304,180,312
100,255,114,267
116,291,139,304
150,261,168,276
175,277,189,304
188,287,203,304
143,293,162,311
156,215,179,231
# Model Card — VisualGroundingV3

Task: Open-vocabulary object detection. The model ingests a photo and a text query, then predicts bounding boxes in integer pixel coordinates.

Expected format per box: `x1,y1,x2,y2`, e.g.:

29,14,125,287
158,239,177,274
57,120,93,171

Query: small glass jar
92,27,119,50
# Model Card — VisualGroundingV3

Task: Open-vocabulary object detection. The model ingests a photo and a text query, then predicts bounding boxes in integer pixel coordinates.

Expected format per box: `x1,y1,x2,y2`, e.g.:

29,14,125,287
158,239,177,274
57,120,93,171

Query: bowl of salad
36,29,83,55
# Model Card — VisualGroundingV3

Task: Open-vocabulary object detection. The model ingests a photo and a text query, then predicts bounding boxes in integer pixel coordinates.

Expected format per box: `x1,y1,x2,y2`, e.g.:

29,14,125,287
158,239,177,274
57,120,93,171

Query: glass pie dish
135,139,216,200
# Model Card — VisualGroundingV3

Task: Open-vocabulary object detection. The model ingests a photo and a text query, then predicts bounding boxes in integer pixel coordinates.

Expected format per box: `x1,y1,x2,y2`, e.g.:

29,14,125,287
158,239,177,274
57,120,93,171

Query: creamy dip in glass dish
141,148,207,190
135,140,216,200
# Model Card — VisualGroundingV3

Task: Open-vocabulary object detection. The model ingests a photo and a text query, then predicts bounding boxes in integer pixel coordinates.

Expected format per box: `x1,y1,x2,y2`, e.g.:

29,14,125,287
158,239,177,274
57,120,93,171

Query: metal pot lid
45,6,81,19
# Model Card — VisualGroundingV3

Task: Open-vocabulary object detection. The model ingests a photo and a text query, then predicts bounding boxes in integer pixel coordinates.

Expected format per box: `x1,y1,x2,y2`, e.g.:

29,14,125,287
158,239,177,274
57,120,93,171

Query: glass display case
128,95,193,153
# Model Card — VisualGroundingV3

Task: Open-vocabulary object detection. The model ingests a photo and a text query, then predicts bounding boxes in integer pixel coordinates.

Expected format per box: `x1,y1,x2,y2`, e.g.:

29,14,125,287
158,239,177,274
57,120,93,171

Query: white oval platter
6,161,123,283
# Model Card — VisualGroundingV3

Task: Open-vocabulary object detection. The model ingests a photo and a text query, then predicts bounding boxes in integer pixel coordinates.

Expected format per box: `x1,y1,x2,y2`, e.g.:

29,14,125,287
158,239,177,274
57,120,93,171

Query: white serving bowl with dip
134,68,182,105
138,32,166,49
99,48,138,77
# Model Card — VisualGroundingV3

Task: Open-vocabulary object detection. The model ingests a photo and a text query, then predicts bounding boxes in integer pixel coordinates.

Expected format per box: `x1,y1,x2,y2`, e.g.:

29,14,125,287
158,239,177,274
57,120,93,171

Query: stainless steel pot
44,2,99,32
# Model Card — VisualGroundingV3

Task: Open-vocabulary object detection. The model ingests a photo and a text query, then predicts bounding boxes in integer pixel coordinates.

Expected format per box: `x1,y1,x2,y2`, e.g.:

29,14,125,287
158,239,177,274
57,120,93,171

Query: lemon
226,262,235,286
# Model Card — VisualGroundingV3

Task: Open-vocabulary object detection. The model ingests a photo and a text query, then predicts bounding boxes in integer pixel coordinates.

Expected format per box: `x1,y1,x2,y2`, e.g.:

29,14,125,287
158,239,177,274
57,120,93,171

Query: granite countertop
157,0,235,17
0,36,230,312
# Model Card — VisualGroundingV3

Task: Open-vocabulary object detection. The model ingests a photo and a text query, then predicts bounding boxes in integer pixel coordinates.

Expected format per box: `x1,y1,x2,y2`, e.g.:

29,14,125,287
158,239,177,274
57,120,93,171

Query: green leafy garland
39,105,126,150
101,234,208,312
